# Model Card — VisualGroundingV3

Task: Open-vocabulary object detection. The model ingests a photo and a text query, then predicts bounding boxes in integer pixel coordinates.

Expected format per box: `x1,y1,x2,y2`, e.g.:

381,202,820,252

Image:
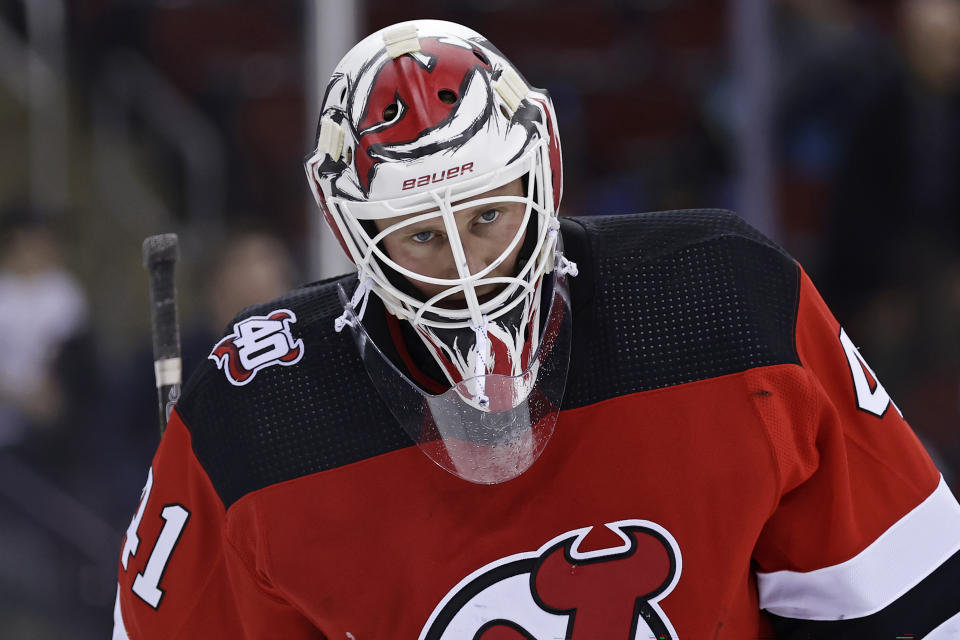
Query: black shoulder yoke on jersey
561,209,799,408
177,209,801,508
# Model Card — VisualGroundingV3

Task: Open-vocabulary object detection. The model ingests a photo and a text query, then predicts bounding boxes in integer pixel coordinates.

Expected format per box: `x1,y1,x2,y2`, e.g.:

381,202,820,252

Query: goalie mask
305,20,576,483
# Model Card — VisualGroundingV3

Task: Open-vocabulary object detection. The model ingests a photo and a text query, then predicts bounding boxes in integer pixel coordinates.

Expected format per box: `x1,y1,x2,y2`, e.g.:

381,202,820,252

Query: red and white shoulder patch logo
209,309,304,386
420,519,682,640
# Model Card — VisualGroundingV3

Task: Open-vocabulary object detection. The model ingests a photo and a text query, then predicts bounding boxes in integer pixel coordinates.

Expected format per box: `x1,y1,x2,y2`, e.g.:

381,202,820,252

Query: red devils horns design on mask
354,37,493,194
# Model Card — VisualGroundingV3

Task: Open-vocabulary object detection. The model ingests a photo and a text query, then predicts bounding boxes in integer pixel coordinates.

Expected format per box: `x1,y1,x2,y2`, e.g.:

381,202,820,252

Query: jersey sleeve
113,409,324,639
749,268,960,638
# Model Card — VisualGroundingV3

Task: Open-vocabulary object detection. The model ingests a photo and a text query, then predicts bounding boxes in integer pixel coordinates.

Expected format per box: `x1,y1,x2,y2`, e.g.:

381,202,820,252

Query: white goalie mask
305,20,576,483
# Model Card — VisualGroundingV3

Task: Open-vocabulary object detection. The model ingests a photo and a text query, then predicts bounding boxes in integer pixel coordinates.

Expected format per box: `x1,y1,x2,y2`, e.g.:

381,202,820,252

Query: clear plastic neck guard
336,258,573,484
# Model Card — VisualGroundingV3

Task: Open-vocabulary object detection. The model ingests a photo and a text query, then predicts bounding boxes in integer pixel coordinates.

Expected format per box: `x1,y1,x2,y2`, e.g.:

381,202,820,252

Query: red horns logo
420,520,682,640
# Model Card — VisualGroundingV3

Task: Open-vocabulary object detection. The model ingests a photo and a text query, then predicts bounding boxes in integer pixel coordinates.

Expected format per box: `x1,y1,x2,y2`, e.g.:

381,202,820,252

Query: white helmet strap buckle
383,23,421,59
493,66,528,117
316,116,347,163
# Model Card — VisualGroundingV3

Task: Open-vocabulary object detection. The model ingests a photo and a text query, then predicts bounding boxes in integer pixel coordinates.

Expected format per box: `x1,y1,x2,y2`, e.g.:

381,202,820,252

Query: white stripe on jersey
756,475,960,620
927,610,960,639
113,584,131,640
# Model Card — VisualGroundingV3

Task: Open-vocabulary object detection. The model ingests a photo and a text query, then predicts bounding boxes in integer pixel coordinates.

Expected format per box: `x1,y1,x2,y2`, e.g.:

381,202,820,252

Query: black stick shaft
143,234,182,436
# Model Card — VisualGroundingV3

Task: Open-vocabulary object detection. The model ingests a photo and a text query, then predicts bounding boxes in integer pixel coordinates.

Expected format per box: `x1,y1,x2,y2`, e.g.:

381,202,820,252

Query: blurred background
0,0,958,636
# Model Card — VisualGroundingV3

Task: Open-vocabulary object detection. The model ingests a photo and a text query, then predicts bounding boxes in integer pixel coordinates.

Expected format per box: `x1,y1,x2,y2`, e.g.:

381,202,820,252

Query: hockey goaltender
113,19,960,640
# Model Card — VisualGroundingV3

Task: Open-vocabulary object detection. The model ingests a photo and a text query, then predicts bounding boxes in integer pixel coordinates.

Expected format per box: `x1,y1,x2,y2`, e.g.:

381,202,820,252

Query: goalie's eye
411,230,437,244
477,209,500,224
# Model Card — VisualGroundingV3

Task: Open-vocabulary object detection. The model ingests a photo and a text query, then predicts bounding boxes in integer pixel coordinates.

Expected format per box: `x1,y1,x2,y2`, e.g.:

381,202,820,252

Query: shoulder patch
208,309,304,386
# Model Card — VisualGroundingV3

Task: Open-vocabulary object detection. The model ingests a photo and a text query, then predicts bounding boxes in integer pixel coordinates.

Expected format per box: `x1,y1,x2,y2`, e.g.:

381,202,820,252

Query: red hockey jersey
114,211,960,639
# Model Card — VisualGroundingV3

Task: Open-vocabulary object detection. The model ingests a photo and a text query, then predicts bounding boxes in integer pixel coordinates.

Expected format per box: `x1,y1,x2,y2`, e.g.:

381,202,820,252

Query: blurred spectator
182,229,298,379
825,0,960,339
774,0,892,270
821,0,960,479
0,206,109,639
0,206,93,449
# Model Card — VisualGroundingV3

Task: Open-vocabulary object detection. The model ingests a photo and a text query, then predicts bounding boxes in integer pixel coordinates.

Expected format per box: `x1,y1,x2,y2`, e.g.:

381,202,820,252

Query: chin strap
547,223,579,278
469,315,491,408
557,255,579,277
334,275,374,332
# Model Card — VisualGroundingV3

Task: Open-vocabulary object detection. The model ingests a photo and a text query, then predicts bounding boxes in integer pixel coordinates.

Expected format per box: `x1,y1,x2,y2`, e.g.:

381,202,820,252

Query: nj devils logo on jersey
209,309,304,386
420,520,682,640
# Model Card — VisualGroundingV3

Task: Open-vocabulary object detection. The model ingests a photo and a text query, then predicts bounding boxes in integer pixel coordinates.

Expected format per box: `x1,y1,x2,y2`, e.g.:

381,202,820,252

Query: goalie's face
373,178,527,304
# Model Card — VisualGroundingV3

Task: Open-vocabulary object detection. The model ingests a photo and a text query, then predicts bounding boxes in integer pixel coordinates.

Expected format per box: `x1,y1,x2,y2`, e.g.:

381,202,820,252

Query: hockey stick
142,234,182,436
